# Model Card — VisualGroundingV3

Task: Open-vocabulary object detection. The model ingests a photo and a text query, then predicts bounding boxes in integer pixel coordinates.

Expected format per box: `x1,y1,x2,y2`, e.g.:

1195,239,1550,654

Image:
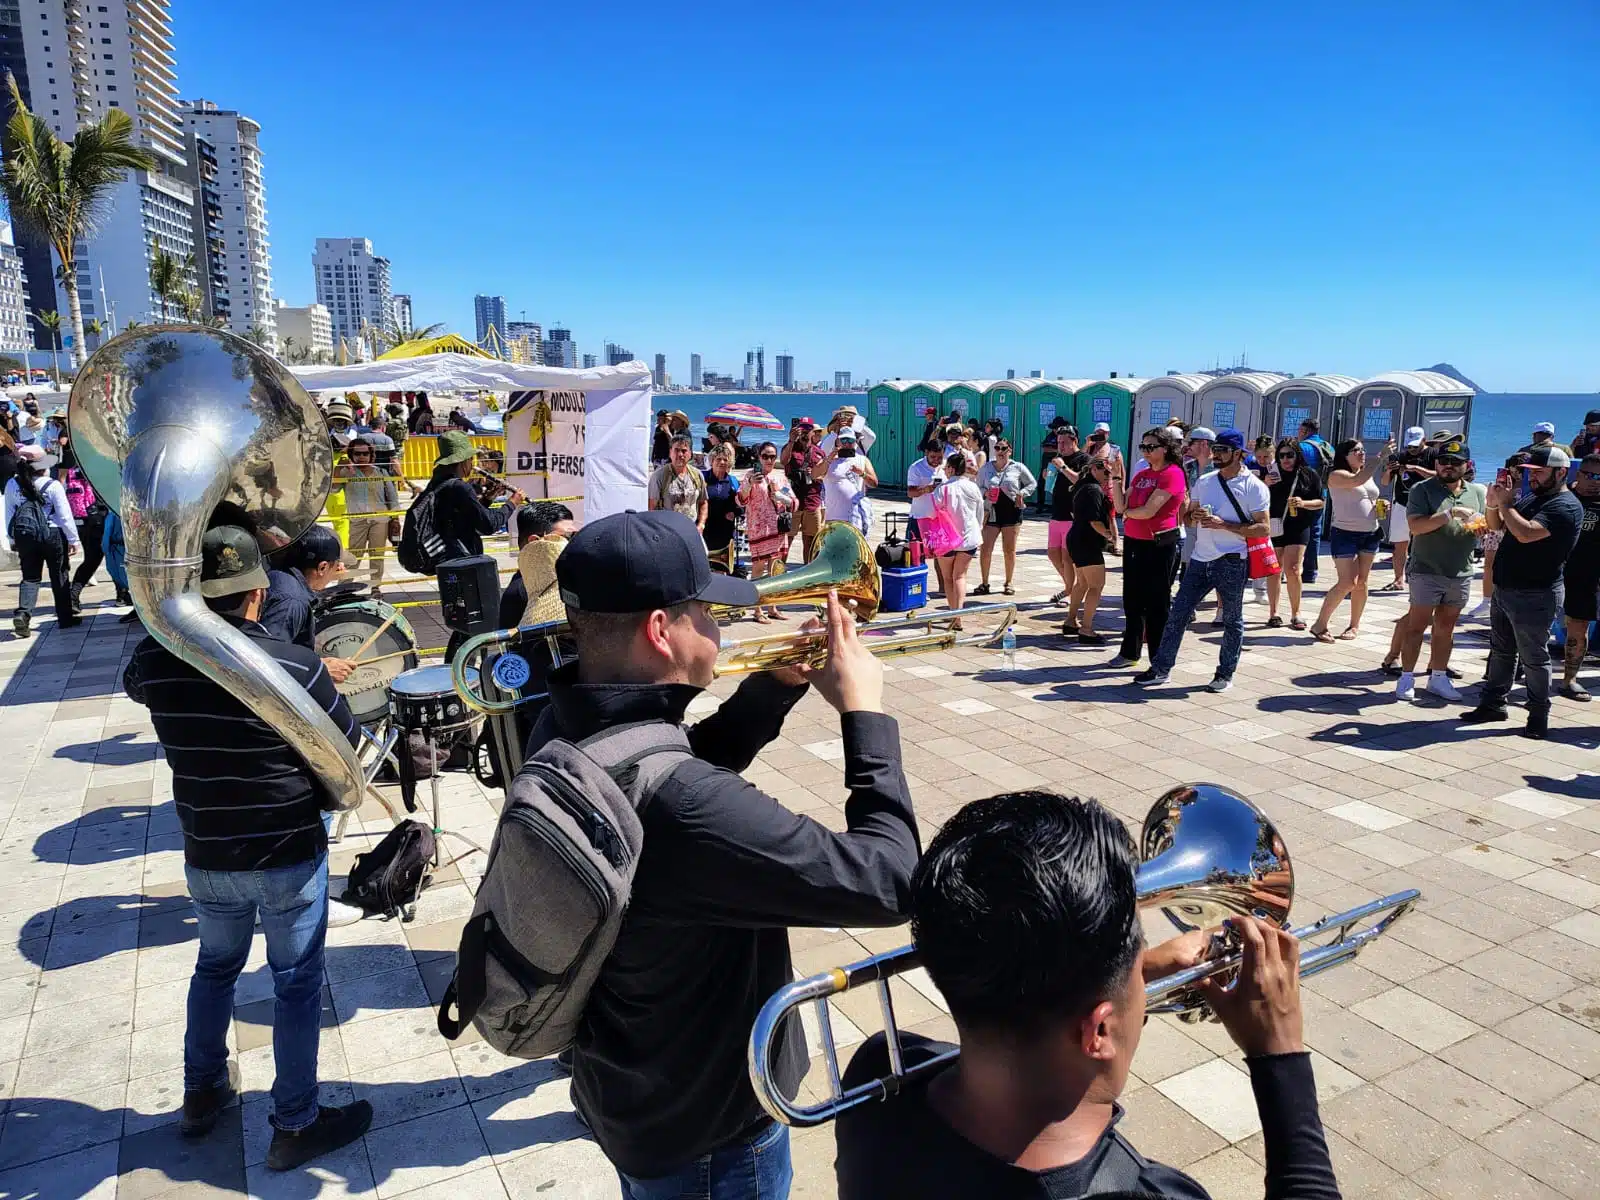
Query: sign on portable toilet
1342,372,1474,457
1133,375,1208,437
1072,379,1144,463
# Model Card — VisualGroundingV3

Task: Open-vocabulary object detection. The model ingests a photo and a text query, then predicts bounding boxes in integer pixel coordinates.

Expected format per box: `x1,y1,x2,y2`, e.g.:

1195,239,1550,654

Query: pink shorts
1048,520,1073,550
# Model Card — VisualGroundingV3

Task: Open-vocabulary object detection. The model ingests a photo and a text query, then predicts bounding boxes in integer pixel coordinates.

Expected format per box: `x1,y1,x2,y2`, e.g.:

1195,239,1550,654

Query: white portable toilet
1133,375,1209,434
1193,373,1288,444
1261,375,1361,445
1344,372,1474,451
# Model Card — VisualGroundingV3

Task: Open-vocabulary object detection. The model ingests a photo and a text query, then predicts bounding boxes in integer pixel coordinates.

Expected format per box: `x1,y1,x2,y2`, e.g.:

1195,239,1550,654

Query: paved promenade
1,507,1598,1199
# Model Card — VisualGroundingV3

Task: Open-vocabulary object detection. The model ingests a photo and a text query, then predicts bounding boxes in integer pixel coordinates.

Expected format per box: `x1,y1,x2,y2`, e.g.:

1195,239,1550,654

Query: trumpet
748,784,1420,1128
451,522,1017,715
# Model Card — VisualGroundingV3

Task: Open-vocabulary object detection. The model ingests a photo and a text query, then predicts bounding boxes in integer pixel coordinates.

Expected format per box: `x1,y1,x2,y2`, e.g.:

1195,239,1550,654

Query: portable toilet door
1419,392,1471,441
1134,375,1207,439
982,381,1022,447
1071,380,1140,463
1020,381,1083,471
1362,371,1474,443
1193,373,1286,445
939,382,988,429
1341,382,1408,458
894,382,945,486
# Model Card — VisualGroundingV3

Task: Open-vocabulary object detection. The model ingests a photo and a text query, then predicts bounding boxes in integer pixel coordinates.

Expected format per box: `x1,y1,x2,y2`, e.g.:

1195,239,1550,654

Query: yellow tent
377,333,493,361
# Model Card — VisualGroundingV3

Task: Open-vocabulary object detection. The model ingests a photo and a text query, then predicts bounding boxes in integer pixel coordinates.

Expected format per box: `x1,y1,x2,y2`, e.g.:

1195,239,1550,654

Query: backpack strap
576,719,693,811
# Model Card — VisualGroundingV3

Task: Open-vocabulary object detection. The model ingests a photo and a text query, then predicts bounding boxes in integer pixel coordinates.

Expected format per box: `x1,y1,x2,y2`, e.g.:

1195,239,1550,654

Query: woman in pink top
1111,426,1187,667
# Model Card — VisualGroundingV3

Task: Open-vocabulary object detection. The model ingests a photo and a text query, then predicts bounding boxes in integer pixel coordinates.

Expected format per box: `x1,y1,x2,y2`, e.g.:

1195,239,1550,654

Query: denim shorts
1329,527,1381,559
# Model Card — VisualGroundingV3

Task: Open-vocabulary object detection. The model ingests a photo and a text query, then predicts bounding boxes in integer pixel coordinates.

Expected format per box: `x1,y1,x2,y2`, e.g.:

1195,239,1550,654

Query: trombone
450,522,1017,715
747,784,1420,1128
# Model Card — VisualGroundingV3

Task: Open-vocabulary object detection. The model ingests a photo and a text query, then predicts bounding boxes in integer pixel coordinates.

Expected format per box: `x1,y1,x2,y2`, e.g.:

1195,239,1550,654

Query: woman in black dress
1063,458,1114,644
1266,438,1325,630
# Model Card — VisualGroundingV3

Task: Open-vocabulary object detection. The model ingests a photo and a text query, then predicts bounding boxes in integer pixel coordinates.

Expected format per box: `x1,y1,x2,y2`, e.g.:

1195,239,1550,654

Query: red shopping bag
1246,537,1280,580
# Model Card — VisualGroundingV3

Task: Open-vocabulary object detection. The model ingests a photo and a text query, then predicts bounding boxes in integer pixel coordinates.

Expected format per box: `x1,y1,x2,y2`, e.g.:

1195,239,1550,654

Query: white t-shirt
934,476,985,552
822,456,869,525
906,457,945,519
1190,470,1270,563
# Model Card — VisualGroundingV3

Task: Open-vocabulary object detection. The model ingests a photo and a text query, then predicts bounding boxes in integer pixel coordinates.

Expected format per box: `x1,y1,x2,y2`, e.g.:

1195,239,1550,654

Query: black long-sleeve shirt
528,666,921,1178
836,1034,1341,1199
431,476,500,559
123,616,362,872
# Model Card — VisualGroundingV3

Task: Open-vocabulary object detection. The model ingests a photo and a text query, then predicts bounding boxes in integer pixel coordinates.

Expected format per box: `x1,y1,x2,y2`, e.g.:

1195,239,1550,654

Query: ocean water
675,390,1600,473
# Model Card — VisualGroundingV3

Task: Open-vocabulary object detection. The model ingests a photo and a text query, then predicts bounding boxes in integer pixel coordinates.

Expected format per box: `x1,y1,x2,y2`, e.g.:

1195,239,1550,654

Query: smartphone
1495,467,1512,488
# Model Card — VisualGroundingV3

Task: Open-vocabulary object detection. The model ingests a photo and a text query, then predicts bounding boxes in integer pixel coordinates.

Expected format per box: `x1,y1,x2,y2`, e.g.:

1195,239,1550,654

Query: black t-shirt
836,1033,1340,1200
1390,447,1431,504
1052,452,1090,522
703,473,739,551
1270,468,1323,536
1069,481,1110,549
1495,487,1583,589
430,476,500,559
651,427,671,461
1565,497,1600,584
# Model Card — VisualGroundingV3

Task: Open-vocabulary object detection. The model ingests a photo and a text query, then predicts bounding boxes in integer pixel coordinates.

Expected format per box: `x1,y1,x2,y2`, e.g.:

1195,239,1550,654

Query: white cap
1189,427,1216,442
1534,421,1556,436
1405,426,1425,445
1092,422,1111,434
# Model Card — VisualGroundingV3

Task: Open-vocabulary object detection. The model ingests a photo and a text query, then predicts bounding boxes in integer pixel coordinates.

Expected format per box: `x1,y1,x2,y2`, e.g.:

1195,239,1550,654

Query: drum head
314,599,419,725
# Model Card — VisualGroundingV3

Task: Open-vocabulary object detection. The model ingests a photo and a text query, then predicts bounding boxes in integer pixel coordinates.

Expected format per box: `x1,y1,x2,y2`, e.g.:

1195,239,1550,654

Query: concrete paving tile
471,1070,587,1162
1155,1057,1260,1141
1440,1031,1584,1107
497,1138,616,1199
1377,1055,1528,1137
0,1081,125,1170
0,1138,119,1200
1411,1142,1569,1199
1323,1082,1473,1175
362,1103,493,1198
1481,1111,1600,1199
1499,1006,1600,1078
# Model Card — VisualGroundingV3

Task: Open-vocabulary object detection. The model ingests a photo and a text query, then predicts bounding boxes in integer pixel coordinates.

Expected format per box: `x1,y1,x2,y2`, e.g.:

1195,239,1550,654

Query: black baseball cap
557,510,759,613
1434,437,1470,461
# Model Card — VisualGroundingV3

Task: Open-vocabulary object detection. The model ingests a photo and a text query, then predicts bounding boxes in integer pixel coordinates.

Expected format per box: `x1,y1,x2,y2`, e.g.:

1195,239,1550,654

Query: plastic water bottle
1001,623,1017,672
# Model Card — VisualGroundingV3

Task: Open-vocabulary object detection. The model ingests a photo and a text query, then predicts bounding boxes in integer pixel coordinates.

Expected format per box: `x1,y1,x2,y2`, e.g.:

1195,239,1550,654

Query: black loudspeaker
438,555,501,635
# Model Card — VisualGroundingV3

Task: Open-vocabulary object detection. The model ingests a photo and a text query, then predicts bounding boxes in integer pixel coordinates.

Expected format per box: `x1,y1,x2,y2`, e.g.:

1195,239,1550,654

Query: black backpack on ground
342,818,435,921
397,484,448,575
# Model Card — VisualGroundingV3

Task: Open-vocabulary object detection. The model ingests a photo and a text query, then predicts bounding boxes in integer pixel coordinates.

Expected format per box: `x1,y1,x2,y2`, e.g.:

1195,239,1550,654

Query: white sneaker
1468,599,1491,621
1395,671,1416,701
1425,671,1463,701
1252,584,1268,604
327,897,366,928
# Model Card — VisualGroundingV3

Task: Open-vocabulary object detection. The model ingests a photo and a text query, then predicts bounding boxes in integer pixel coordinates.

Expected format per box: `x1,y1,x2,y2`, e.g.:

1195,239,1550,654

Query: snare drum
390,665,480,735
315,598,420,725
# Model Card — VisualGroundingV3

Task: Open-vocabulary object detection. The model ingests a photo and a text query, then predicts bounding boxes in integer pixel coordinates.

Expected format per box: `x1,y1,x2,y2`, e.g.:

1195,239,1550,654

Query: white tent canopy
290,353,649,394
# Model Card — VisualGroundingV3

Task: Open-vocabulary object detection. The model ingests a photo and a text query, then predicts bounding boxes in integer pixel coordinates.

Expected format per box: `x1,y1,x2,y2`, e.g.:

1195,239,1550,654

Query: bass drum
314,598,419,725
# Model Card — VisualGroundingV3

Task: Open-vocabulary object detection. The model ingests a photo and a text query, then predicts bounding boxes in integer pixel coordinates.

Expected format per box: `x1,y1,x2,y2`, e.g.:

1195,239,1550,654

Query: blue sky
174,0,1597,391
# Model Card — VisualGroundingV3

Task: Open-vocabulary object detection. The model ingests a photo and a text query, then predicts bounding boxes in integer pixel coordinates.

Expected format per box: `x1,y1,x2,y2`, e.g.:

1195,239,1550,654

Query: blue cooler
879,564,929,613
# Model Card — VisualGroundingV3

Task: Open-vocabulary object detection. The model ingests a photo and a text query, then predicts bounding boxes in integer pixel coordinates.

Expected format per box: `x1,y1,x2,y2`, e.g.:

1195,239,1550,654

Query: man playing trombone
536,509,921,1199
836,791,1340,1199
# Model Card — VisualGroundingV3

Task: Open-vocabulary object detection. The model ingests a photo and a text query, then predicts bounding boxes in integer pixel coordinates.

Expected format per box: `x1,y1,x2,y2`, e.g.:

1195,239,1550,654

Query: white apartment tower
391,293,412,334
181,99,273,346
273,299,332,359
13,0,196,339
0,223,32,354
312,238,392,352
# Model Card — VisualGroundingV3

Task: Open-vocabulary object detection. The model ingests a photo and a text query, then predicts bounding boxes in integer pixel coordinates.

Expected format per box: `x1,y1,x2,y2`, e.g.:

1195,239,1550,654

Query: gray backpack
436,719,690,1058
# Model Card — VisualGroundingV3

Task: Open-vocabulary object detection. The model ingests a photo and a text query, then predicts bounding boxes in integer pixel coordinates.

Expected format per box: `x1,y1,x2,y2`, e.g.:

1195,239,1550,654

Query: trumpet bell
1137,783,1293,933
745,520,881,621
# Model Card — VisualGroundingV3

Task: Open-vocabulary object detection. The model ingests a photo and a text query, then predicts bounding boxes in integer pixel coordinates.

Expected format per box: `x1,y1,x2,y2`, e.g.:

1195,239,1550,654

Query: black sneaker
1134,667,1170,686
1078,631,1107,645
11,613,29,638
266,1102,374,1172
181,1061,240,1138
1523,711,1549,740
1460,705,1510,725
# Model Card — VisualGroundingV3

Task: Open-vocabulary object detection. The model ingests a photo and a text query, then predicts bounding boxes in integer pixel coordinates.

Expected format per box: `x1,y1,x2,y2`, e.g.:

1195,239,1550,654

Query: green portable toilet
1020,380,1097,466
868,380,940,487
1071,378,1146,463
981,381,1024,445
938,381,993,428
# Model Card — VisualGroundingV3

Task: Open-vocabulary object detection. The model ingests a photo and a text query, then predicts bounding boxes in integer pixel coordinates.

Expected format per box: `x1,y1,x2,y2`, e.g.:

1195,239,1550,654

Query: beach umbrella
706,401,785,431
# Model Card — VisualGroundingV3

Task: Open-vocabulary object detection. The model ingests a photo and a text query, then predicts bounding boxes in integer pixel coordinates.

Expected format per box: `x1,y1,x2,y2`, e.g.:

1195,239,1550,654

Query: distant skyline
172,0,1597,392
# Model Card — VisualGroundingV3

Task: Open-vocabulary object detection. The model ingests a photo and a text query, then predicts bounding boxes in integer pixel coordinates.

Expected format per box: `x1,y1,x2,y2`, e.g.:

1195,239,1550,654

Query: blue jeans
184,853,330,1132
1153,553,1247,680
1483,586,1563,716
617,1121,791,1200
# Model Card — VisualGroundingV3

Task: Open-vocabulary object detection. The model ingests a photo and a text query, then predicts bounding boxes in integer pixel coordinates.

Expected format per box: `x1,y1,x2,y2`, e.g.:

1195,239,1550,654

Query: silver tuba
69,325,364,812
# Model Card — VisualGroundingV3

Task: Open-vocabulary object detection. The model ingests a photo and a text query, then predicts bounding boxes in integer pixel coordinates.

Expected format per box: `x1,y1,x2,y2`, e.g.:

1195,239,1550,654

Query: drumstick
345,646,417,669
350,613,399,662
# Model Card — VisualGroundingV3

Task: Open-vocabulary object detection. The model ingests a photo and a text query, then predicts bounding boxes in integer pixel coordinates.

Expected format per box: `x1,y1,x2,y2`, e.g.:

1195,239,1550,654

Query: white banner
505,384,651,525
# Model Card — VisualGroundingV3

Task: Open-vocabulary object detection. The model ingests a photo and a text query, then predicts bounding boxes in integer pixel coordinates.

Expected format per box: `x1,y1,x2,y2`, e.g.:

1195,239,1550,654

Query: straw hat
517,536,569,626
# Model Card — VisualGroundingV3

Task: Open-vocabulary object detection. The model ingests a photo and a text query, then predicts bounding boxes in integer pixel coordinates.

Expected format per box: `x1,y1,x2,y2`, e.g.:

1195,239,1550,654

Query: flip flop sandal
1309,627,1336,644
1050,590,1068,604
972,583,992,596
1378,581,1405,592
1339,628,1360,640
1266,616,1284,629
1290,618,1307,631
1003,585,1015,596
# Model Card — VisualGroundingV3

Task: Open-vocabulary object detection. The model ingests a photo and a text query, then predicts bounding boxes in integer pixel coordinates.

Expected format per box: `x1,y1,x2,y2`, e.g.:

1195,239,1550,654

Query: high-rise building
582,353,597,369
834,371,852,390
0,223,31,354
744,351,756,390
756,345,765,389
474,294,508,346
505,320,541,363
690,353,702,389
652,353,666,389
775,354,794,390
1006,369,1016,379
273,299,331,358
181,100,272,345
542,326,576,368
10,0,196,344
1029,369,1044,378
312,238,392,351
605,342,633,366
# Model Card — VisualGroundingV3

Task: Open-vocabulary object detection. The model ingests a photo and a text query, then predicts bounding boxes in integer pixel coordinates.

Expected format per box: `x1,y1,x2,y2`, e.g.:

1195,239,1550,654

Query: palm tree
176,289,203,322
83,316,102,351
32,309,61,385
245,325,270,349
148,248,185,320
384,317,445,350
280,334,298,362
1,74,156,368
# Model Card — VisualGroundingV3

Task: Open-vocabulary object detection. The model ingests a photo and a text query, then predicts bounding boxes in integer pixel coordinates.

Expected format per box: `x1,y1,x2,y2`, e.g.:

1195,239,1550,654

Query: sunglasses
1139,442,1161,451
759,453,778,460
1581,471,1600,480
1277,451,1298,459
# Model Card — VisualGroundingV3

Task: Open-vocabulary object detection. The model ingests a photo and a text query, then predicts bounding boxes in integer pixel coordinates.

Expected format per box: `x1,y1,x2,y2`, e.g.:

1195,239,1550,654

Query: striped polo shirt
123,616,361,872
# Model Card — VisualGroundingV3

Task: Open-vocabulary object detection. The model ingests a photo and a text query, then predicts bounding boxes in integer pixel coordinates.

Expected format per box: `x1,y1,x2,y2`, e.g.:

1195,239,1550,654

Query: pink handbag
920,506,963,557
